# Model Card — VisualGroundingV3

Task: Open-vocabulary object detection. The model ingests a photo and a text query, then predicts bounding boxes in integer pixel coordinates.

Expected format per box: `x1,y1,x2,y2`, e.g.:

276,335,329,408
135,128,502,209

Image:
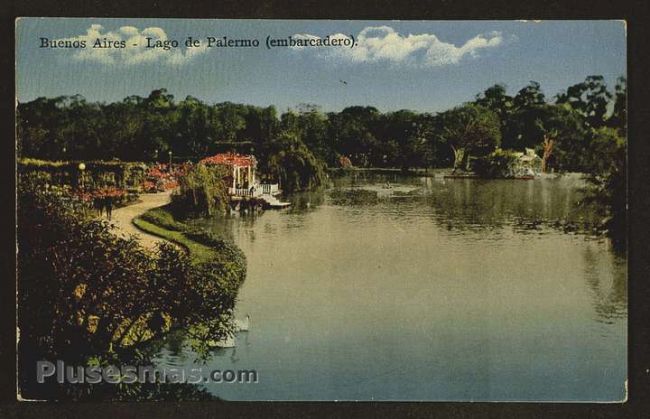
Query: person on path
105,195,113,220
93,196,103,216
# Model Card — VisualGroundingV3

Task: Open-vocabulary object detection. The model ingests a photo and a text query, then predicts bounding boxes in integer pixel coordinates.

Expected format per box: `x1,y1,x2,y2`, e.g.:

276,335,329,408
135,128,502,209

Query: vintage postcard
15,18,627,401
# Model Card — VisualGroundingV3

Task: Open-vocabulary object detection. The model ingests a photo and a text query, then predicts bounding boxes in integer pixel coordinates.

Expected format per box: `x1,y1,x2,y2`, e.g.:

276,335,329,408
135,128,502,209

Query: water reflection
583,246,627,324
155,172,627,401
287,188,326,211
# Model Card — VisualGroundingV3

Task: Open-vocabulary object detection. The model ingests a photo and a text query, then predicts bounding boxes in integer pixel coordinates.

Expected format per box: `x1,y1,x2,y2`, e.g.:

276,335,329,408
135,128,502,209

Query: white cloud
57,24,207,66
292,26,507,67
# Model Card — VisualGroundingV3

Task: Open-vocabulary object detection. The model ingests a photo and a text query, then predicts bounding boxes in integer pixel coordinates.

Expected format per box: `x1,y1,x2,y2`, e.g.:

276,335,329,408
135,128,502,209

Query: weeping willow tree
172,163,229,216
261,131,327,192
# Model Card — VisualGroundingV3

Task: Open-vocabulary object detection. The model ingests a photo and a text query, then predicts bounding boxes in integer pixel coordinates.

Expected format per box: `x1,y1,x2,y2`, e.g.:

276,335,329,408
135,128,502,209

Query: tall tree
506,103,585,172
608,76,627,135
513,81,546,109
328,106,381,167
556,75,612,128
261,131,326,191
475,84,513,138
378,110,433,171
287,104,331,163
436,104,501,172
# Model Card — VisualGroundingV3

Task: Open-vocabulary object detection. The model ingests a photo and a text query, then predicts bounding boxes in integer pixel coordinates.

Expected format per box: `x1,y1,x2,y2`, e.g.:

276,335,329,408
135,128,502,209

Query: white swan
234,314,250,332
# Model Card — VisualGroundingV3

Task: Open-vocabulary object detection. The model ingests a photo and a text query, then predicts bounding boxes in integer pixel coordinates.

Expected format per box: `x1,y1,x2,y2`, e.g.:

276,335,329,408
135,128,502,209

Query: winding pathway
104,190,173,250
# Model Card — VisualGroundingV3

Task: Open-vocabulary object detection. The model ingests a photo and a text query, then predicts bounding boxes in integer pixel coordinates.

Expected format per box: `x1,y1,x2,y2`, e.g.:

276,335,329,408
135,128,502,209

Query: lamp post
78,162,86,190
78,162,87,215
168,151,173,171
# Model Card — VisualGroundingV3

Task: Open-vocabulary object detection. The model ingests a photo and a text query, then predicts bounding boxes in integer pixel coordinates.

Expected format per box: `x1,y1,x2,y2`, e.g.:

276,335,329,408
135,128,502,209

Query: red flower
200,153,256,168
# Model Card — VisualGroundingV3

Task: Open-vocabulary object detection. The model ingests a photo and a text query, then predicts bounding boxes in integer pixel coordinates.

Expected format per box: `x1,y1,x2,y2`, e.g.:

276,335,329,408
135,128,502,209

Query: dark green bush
472,149,520,178
17,180,245,400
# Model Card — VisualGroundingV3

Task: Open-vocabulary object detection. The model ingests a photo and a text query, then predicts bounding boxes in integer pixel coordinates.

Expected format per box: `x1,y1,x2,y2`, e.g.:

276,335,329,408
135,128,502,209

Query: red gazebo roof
200,153,257,167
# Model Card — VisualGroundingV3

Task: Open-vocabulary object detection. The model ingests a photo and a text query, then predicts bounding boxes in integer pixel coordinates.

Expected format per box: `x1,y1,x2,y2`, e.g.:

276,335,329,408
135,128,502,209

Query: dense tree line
17,76,626,175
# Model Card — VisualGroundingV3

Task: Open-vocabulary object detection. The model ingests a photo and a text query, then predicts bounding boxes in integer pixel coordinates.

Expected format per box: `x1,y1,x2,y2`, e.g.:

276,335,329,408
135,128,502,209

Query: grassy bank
133,205,235,265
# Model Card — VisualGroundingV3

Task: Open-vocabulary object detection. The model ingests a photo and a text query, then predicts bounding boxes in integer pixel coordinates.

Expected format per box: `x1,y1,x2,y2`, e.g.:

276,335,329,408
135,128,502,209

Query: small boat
261,194,291,209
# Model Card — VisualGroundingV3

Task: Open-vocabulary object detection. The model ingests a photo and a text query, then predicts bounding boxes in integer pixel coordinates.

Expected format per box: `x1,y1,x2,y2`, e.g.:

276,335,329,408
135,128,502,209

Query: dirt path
103,190,173,250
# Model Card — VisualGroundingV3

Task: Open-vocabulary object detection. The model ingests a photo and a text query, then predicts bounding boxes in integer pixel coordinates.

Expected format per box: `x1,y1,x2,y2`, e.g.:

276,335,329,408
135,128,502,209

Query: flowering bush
93,186,126,198
338,155,353,168
144,163,192,192
143,180,157,192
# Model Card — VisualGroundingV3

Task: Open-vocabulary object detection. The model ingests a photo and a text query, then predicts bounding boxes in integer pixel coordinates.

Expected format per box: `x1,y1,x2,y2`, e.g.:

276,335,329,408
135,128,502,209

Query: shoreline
328,167,585,180
328,167,443,177
108,190,174,250
133,203,246,268
107,189,236,266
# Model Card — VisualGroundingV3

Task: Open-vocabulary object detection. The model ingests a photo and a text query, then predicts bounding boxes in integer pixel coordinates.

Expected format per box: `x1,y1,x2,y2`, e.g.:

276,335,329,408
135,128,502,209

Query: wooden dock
260,194,291,208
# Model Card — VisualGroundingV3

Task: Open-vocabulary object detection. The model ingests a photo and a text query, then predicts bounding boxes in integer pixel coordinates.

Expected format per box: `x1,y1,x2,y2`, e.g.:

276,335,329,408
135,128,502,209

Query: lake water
154,172,627,401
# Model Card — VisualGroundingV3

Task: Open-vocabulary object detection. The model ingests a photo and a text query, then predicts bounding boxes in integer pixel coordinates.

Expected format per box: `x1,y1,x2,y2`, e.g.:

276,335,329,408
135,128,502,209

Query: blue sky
16,18,626,113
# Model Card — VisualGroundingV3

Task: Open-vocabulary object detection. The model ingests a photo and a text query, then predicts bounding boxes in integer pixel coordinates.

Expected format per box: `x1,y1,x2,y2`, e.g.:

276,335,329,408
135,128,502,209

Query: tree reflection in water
582,245,627,324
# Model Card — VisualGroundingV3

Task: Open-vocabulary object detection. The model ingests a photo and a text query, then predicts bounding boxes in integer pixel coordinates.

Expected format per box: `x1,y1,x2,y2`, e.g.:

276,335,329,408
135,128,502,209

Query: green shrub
472,149,520,178
139,207,185,231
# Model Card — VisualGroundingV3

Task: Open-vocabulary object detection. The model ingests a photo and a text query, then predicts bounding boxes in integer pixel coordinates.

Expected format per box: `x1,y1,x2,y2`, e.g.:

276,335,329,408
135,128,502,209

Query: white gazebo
200,152,279,197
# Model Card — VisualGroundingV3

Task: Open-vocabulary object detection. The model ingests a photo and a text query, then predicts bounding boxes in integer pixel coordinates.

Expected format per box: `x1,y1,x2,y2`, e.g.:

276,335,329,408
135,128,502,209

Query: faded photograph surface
15,18,627,401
